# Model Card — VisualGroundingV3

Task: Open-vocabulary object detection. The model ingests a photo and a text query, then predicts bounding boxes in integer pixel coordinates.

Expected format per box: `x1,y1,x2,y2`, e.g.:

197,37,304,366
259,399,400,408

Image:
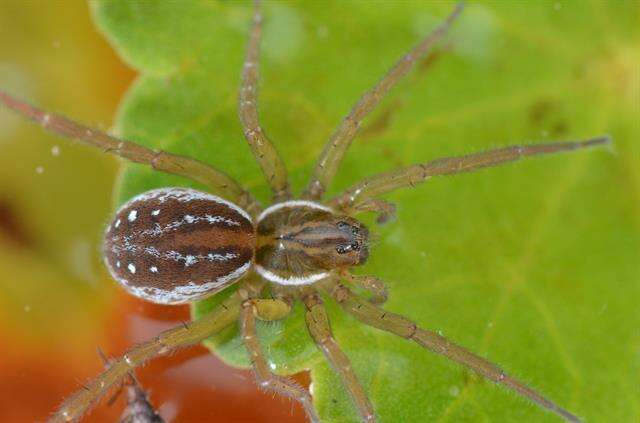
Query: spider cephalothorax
255,201,370,284
0,1,609,422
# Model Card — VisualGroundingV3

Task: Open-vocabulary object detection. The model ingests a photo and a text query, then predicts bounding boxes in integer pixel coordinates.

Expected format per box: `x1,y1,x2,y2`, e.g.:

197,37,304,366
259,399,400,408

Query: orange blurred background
0,2,305,422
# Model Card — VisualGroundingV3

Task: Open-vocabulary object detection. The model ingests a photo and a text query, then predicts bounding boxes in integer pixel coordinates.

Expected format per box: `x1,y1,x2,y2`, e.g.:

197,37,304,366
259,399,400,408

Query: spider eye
336,245,347,254
337,221,349,230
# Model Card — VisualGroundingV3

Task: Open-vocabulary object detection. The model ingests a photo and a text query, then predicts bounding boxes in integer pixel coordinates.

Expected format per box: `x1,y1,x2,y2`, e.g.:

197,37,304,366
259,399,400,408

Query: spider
0,1,609,422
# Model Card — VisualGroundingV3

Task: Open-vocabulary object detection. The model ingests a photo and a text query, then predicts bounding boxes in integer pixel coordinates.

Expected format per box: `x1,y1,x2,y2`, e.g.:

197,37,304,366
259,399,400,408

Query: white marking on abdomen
121,261,251,304
124,188,253,222
139,214,241,238
163,250,239,266
128,210,138,222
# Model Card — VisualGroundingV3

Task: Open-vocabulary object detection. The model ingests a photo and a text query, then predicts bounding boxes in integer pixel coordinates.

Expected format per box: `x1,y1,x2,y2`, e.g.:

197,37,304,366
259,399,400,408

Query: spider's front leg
49,281,263,423
0,90,261,215
302,3,464,200
350,199,396,225
241,297,320,423
341,270,388,304
325,282,582,423
238,0,291,202
330,136,611,213
303,292,376,423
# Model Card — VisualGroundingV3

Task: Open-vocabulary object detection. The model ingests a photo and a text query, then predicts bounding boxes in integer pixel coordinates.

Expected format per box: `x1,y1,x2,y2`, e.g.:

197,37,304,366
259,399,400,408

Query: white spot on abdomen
150,266,158,273
128,210,138,222
151,209,160,216
185,255,197,266
127,263,136,274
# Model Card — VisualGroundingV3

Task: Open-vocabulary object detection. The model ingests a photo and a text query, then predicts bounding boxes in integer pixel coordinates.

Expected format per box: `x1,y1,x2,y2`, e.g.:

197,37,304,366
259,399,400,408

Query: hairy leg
303,3,464,200
0,90,261,215
351,199,396,224
49,280,263,423
330,136,610,213
326,282,581,423
241,298,320,423
239,0,290,201
303,292,375,422
341,270,388,304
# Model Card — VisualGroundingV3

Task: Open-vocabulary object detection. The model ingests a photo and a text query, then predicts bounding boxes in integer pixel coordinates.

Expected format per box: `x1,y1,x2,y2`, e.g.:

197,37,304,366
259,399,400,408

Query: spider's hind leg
238,0,291,202
0,90,261,215
241,298,320,423
325,281,582,423
49,281,263,423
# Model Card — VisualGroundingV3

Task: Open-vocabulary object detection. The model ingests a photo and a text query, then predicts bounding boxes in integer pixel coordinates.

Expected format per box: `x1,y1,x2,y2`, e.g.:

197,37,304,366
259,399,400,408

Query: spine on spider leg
328,283,582,423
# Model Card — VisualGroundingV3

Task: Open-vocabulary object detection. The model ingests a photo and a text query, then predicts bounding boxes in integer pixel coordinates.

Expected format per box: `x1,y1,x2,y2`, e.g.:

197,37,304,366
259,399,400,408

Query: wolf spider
1,1,608,422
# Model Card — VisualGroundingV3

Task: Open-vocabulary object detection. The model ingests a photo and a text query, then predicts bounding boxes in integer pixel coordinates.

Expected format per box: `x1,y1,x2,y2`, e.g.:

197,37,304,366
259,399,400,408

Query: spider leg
302,3,465,200
325,282,582,423
351,199,397,224
49,280,264,423
303,292,376,422
239,0,291,202
330,136,611,213
241,298,320,423
0,90,261,215
341,270,388,304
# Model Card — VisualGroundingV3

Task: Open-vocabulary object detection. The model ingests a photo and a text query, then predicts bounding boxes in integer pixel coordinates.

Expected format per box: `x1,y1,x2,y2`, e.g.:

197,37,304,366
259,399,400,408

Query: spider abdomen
103,187,255,304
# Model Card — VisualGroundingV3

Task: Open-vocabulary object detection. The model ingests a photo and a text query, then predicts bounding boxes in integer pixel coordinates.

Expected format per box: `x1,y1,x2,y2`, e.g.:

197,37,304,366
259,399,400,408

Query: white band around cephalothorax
257,200,333,223
255,265,329,286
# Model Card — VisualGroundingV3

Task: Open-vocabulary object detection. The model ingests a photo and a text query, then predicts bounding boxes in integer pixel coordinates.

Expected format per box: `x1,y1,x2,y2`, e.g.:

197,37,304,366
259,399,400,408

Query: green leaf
93,1,639,422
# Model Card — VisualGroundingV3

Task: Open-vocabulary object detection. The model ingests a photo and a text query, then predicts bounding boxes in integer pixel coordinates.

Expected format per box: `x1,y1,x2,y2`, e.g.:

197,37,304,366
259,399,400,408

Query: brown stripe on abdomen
103,187,255,304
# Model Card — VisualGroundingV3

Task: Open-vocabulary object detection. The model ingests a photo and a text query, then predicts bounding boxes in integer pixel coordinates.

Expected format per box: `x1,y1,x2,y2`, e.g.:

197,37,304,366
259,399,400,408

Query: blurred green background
1,1,639,423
